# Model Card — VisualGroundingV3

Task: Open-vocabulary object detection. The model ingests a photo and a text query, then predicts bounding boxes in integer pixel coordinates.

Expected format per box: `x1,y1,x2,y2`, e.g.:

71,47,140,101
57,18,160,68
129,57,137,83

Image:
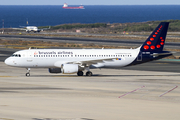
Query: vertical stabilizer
140,22,169,52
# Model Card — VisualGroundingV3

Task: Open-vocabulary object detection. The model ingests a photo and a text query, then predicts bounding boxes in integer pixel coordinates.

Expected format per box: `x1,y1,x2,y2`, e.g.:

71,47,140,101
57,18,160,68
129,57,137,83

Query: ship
62,3,84,9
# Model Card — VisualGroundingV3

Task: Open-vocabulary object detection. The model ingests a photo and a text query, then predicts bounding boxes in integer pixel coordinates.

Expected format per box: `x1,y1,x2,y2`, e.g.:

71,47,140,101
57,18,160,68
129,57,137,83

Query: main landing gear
77,71,93,76
26,68,30,77
86,71,92,76
77,71,83,76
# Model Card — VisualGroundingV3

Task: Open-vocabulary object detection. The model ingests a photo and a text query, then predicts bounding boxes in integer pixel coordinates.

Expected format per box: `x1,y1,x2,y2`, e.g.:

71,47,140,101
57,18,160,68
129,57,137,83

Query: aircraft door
27,51,33,62
27,50,39,67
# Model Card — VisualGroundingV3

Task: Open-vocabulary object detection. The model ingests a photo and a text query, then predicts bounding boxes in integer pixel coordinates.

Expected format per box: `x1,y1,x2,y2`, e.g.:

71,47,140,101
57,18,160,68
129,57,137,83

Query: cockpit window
11,54,21,57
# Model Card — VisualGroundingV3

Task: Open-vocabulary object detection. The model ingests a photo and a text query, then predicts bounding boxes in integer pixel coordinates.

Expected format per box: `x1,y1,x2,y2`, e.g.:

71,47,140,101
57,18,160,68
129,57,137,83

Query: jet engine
61,64,79,74
48,68,61,73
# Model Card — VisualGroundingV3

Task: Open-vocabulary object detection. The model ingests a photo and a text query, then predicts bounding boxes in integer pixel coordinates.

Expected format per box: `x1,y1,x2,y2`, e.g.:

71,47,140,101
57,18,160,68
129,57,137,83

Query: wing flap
68,58,116,66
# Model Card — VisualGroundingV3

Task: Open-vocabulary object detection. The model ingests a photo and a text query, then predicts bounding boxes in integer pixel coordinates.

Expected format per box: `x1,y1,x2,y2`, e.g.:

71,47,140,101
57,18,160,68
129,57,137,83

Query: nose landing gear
26,68,30,77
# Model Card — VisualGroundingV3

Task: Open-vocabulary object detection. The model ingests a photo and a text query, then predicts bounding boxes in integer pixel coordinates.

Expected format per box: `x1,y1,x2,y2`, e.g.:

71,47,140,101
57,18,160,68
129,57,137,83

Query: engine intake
48,68,61,73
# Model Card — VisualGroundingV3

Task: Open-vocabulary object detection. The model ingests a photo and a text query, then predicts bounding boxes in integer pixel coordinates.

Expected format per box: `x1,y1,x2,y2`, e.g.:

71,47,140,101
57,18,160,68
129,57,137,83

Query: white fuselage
26,26,39,32
5,48,140,68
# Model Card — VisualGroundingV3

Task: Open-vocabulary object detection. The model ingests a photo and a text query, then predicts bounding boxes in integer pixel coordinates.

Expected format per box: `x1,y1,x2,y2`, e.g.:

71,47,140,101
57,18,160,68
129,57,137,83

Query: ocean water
0,5,180,28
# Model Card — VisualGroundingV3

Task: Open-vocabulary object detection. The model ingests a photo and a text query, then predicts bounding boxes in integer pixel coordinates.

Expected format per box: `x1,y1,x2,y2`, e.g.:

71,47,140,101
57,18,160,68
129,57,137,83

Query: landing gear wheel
86,71,93,76
26,68,31,77
26,73,30,77
77,71,83,76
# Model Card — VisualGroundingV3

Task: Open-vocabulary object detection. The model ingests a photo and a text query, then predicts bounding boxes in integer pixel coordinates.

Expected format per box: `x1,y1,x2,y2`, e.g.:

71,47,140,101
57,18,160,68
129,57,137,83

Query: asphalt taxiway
0,34,180,49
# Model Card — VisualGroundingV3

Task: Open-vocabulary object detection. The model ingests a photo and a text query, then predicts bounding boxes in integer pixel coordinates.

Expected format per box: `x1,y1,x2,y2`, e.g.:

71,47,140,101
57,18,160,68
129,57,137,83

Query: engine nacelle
61,64,79,74
48,68,61,73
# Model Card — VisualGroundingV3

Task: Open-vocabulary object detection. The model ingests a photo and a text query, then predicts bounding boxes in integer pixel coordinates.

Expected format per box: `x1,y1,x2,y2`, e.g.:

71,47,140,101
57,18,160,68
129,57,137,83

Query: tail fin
140,22,169,52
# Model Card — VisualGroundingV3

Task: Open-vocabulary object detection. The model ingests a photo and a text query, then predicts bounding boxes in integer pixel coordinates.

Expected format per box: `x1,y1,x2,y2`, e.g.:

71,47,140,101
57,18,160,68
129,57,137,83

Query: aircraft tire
26,73,30,77
86,71,92,76
77,71,83,76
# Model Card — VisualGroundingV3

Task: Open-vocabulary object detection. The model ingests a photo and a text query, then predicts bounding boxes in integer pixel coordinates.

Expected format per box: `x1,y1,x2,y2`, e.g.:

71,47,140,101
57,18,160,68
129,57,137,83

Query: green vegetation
3,20,180,43
39,23,107,30
116,20,180,32
38,20,180,33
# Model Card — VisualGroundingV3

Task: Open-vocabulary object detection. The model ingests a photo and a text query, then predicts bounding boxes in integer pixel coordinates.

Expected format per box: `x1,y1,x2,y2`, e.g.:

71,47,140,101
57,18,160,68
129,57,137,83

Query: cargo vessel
62,3,84,9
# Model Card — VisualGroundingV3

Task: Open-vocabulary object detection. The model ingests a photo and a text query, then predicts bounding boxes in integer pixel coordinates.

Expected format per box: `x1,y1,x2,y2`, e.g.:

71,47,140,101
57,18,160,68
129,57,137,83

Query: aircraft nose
4,58,14,66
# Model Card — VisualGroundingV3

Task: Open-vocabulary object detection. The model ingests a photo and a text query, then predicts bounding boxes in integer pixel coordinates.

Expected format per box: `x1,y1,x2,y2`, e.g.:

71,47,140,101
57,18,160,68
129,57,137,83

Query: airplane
12,26,51,33
4,22,173,77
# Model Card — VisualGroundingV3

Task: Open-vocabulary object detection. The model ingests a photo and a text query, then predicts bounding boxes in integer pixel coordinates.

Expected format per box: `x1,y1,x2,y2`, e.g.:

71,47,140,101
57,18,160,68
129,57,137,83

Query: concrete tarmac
0,62,180,120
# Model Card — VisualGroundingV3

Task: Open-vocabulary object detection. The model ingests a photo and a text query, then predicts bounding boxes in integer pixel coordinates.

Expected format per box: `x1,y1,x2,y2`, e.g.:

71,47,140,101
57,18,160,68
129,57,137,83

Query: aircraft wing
11,28,27,30
68,58,117,66
39,26,51,31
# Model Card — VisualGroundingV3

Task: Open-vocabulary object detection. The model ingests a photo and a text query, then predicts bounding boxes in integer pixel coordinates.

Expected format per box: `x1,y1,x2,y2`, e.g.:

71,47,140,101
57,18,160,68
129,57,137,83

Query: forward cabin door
27,50,33,62
27,50,38,67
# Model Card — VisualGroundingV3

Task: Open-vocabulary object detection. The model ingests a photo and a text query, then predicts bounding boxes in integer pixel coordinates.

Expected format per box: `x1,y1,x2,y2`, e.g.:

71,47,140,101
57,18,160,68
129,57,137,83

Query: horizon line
0,4,180,6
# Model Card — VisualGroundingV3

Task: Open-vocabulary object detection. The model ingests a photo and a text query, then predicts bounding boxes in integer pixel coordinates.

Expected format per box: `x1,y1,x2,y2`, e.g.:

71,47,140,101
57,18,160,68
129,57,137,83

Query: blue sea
0,5,180,28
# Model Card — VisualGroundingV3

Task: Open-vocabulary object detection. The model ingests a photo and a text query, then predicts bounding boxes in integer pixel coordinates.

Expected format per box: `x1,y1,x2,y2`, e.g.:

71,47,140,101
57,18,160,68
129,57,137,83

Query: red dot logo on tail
150,38,154,41
147,41,151,45
150,46,155,50
143,45,149,50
